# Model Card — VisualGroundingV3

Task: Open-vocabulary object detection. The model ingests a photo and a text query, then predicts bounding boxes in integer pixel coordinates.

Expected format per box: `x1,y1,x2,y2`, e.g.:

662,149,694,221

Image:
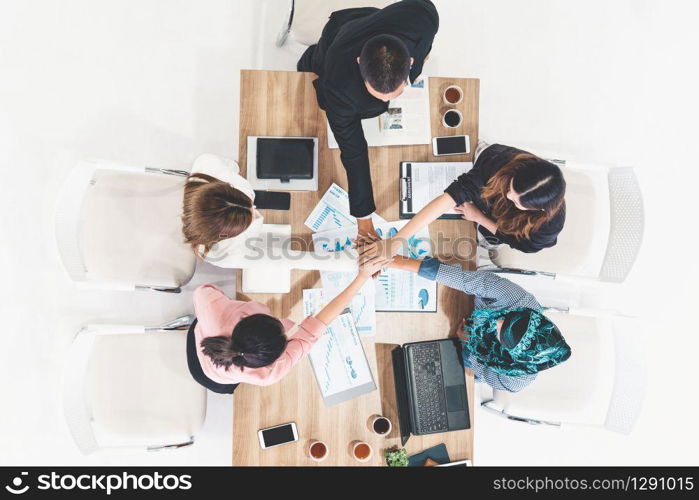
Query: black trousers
186,319,239,394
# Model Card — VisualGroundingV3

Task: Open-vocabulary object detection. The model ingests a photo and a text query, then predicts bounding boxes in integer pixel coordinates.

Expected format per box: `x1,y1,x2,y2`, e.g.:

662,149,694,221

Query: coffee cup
443,109,463,128
308,440,328,462
368,415,392,436
443,85,463,105
351,440,373,463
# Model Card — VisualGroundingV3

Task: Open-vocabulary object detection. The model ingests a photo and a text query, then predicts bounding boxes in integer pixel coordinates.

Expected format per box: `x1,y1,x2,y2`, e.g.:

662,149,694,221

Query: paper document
400,162,473,218
307,312,375,402
327,79,431,148
314,220,437,313
375,268,437,312
304,283,376,336
305,183,386,232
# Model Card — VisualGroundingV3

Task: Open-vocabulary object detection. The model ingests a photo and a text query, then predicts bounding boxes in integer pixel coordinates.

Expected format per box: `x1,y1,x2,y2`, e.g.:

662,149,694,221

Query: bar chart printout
304,183,354,232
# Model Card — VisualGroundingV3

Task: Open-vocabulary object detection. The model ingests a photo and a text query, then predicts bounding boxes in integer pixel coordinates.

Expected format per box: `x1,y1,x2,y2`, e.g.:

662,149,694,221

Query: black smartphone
253,190,291,210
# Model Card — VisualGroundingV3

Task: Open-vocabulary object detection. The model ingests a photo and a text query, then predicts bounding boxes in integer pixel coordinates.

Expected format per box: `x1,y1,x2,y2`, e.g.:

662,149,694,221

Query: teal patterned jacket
418,258,540,392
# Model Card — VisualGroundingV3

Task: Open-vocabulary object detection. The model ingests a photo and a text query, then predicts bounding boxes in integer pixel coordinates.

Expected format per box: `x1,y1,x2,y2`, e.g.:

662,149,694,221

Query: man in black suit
297,0,439,237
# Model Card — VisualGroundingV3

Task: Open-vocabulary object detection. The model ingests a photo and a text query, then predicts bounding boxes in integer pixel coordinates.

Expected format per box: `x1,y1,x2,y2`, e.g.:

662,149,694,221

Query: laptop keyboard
410,343,449,433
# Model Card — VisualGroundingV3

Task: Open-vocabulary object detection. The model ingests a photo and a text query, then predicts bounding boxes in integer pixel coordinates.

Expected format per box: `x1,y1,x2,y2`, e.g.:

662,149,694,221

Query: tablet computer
256,137,314,181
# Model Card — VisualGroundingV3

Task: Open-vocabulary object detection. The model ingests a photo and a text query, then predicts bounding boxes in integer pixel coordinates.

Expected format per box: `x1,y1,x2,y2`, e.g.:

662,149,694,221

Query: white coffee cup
351,441,373,463
443,85,464,105
442,108,463,128
308,440,328,462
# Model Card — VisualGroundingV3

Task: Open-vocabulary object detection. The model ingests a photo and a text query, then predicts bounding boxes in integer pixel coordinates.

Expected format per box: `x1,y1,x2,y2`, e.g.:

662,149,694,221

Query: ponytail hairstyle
182,173,254,257
200,314,287,371
481,154,565,241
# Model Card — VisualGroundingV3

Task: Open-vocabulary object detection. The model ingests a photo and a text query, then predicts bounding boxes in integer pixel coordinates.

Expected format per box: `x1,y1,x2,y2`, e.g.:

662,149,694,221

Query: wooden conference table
234,70,479,466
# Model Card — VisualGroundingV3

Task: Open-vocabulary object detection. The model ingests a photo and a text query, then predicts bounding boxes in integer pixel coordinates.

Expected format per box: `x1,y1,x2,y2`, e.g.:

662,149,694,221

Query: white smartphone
437,459,473,467
432,135,470,156
257,422,299,449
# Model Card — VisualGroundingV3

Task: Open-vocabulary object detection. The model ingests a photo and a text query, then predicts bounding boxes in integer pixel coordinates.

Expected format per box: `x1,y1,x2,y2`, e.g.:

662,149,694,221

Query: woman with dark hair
182,154,356,272
449,142,566,252
358,143,566,262
190,258,386,389
362,254,571,392
182,154,262,261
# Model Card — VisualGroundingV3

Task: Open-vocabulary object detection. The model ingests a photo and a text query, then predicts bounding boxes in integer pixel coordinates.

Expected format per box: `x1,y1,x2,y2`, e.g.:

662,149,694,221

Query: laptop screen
391,347,412,446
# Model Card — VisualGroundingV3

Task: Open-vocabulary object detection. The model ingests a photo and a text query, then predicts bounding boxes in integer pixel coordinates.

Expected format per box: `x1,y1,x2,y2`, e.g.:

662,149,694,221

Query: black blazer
304,0,439,217
444,144,566,253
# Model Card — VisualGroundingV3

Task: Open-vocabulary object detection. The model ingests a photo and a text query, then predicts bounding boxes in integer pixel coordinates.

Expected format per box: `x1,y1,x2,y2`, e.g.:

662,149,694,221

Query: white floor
1,0,698,466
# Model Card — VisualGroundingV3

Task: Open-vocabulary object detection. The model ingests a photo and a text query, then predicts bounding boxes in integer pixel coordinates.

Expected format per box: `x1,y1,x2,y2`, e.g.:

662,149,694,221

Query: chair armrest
146,315,196,332
145,167,189,177
477,263,556,279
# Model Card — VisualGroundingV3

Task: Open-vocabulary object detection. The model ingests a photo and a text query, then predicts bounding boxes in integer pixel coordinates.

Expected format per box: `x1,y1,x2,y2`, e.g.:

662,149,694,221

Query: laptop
392,339,470,445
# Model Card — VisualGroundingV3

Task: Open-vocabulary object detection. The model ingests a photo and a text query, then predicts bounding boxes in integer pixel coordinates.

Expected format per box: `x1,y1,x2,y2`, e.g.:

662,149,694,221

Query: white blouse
189,154,264,266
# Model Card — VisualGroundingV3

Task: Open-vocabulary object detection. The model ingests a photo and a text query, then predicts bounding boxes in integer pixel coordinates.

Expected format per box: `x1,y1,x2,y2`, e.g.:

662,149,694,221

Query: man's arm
325,98,375,218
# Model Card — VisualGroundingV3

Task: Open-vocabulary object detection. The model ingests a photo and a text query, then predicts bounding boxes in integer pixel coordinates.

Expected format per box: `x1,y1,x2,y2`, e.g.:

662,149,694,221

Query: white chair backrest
55,160,196,290
87,331,205,448
63,326,206,453
491,162,611,278
493,311,646,433
290,0,396,45
498,312,616,426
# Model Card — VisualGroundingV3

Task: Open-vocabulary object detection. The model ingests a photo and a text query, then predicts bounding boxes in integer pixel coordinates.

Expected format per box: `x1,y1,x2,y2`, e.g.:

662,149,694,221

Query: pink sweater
193,284,326,386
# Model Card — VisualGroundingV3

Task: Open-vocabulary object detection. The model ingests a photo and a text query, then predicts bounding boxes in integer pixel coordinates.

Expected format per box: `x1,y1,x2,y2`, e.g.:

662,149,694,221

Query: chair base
147,438,195,451
481,399,561,427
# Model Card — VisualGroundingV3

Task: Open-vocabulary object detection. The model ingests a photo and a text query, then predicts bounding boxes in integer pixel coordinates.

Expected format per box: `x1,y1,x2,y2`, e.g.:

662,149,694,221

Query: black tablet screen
256,138,314,180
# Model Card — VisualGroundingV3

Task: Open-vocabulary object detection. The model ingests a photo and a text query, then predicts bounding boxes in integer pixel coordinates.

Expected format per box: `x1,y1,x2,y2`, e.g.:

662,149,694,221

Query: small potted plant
383,447,409,467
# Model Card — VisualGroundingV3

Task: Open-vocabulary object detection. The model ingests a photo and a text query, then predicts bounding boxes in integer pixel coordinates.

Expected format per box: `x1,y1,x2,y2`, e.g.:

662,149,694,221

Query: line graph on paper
309,313,372,397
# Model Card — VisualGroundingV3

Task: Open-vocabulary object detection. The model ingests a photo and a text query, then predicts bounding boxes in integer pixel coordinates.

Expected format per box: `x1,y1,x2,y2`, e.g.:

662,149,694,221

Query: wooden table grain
234,70,479,466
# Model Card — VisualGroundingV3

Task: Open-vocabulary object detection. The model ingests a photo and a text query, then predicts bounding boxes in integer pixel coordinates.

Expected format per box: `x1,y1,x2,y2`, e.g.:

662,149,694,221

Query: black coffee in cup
444,109,462,128
373,417,390,434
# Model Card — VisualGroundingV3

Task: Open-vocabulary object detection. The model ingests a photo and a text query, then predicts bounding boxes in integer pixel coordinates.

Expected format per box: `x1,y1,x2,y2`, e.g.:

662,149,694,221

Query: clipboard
399,161,473,220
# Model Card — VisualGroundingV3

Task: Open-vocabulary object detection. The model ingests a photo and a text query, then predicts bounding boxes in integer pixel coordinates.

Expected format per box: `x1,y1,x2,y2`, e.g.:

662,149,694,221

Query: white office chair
55,160,197,293
63,316,207,454
276,0,396,46
481,311,646,435
481,160,644,284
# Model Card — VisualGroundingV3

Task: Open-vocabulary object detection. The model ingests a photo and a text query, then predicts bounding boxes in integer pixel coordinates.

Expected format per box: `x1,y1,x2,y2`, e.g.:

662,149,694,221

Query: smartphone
258,422,299,449
253,190,291,210
437,459,473,467
432,135,470,156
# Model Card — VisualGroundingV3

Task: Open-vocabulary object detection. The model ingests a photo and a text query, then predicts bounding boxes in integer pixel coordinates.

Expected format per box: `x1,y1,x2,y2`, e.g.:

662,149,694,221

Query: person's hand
456,317,470,342
358,254,392,279
355,227,381,249
356,217,379,242
358,236,401,264
453,202,484,223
